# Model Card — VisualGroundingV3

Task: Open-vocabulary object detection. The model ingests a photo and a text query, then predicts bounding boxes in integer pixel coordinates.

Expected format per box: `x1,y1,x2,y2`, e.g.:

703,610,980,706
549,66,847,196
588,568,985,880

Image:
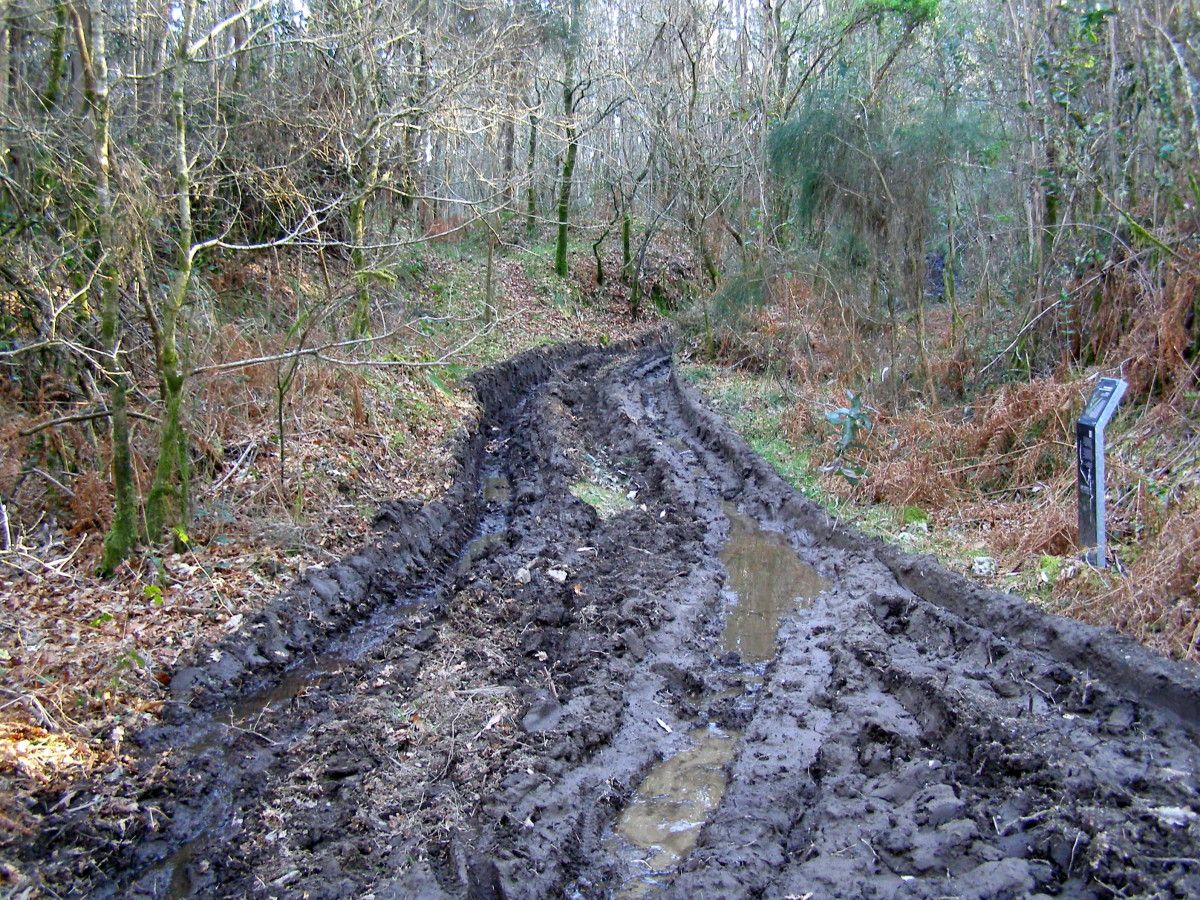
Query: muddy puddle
611,506,827,891
616,727,737,879
719,503,829,662
483,473,511,504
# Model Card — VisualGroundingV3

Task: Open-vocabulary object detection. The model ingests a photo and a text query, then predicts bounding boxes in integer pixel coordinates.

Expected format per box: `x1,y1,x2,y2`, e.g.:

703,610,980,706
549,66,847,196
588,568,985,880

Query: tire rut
27,339,1200,899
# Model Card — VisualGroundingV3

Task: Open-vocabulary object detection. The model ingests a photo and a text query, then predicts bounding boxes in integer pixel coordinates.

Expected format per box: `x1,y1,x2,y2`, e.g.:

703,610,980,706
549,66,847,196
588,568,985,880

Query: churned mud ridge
16,338,1200,898
166,338,634,712
639,358,1200,897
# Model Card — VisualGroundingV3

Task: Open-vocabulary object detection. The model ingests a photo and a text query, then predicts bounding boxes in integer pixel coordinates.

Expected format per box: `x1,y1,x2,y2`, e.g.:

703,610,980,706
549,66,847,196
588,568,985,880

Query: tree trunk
146,0,195,543
484,227,496,322
525,107,538,234
554,131,577,278
89,1,137,574
621,211,632,284
502,117,516,209
554,65,577,279
591,223,609,287
42,1,67,110
554,14,581,280
0,1,11,164
349,190,369,334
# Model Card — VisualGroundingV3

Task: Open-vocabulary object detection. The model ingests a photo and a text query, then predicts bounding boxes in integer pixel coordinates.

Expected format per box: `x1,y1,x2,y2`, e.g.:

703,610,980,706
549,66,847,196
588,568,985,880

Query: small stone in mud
535,602,567,625
547,568,568,584
522,696,564,733
515,566,532,584
1151,806,1199,827
406,626,438,651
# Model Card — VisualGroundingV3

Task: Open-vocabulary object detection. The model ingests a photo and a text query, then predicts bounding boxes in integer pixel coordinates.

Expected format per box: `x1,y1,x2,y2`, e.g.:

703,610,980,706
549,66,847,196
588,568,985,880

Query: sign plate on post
1077,376,1127,568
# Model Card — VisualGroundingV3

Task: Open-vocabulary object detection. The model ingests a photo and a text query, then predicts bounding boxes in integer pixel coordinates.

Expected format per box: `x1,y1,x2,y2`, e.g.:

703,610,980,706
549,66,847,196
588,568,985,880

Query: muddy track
23,339,1200,898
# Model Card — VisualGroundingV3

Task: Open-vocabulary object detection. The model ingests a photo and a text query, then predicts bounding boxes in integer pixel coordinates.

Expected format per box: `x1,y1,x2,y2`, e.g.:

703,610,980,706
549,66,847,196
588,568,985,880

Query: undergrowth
684,256,1200,664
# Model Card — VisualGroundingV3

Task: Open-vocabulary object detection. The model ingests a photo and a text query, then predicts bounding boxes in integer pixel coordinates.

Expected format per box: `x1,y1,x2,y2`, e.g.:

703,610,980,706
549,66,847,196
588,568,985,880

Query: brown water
616,729,737,873
611,507,828,890
719,504,828,662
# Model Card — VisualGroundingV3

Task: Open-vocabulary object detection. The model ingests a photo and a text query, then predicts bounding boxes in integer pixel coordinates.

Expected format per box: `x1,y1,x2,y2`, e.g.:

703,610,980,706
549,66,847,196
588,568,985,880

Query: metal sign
1077,376,1127,568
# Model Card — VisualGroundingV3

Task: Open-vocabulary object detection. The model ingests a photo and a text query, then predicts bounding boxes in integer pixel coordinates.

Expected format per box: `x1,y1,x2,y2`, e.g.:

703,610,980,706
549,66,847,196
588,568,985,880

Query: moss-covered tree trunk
42,2,67,110
0,3,9,165
554,40,577,279
621,211,632,283
89,0,138,574
146,0,195,542
554,113,577,276
525,93,538,234
483,223,497,322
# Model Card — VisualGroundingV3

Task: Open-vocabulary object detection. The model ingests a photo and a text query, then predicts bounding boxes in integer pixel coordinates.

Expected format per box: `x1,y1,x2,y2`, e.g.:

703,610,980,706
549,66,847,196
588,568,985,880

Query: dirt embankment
12,339,1200,898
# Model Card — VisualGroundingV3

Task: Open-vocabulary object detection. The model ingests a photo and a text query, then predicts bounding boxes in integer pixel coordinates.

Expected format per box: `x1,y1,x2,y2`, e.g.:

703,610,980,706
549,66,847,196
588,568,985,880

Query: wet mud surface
18,338,1200,898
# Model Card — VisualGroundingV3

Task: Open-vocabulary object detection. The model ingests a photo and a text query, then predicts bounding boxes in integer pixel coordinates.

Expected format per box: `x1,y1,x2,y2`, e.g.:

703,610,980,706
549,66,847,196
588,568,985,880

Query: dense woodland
0,0,1198,790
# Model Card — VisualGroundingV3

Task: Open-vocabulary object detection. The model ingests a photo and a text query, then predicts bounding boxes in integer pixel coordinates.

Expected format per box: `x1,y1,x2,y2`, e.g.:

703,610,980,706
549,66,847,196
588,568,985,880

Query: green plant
824,391,871,484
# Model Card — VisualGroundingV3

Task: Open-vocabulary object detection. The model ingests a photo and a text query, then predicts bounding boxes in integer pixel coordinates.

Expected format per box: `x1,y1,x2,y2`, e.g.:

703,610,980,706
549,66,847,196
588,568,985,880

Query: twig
0,688,64,732
228,723,279,746
998,807,1053,836
208,441,259,494
316,318,504,369
0,497,9,552
189,328,402,375
19,407,158,437
32,468,75,498
979,299,1066,376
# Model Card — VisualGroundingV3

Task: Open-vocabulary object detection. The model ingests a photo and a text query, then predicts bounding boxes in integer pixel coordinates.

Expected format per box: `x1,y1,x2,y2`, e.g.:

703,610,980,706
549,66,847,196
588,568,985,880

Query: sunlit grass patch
570,480,635,519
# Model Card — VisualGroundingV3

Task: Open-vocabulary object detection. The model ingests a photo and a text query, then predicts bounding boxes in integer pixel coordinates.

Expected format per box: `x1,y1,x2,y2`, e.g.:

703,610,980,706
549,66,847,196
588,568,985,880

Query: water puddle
719,504,828,662
230,657,342,723
164,839,202,900
616,727,737,874
483,474,511,504
459,529,506,569
605,505,827,894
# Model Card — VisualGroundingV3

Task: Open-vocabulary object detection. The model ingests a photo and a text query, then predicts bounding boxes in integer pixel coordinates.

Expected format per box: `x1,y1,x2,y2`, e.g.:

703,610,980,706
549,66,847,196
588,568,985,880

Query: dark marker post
1076,376,1127,569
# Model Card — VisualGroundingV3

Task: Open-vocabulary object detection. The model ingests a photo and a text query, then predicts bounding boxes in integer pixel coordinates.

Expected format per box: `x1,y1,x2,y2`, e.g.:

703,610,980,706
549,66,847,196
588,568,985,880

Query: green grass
570,480,635,518
685,364,828,504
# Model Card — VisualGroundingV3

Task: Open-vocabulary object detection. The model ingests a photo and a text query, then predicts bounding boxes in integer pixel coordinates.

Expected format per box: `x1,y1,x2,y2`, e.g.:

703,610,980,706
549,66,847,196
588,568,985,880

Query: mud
14,338,1200,898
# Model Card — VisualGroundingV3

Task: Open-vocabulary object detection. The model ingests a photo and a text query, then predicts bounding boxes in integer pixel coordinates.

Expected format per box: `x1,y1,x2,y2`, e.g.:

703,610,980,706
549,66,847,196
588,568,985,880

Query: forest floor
5,336,1200,898
1,239,1198,897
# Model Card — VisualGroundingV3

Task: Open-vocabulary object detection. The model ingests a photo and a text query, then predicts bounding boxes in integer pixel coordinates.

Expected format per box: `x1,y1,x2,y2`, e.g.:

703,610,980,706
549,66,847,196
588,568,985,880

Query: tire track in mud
32,339,1200,898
